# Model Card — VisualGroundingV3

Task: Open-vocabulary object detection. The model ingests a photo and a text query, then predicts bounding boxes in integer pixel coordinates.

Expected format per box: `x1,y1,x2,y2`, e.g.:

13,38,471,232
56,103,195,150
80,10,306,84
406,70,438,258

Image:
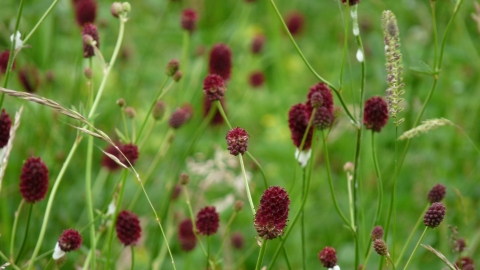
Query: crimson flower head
0,51,16,74
58,229,82,252
119,143,139,167
249,71,265,88
288,103,312,150
456,257,475,270
341,0,360,6
81,23,100,58
209,43,232,81
116,210,142,245
254,186,290,240
427,183,446,204
373,239,388,256
231,232,244,249
0,109,12,148
318,246,338,268
178,219,197,251
169,104,193,129
196,206,219,236
251,35,265,54
101,143,139,171
181,9,198,33
307,83,334,115
424,202,446,228
286,11,304,36
18,66,40,93
364,96,389,132
226,127,249,156
20,157,49,203
74,0,97,26
203,74,226,101
371,226,384,240
203,96,225,125
313,107,334,130
102,144,121,171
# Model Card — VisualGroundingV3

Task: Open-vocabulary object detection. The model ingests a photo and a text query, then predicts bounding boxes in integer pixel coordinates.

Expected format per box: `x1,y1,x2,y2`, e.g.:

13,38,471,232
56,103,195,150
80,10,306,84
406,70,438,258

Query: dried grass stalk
398,118,453,140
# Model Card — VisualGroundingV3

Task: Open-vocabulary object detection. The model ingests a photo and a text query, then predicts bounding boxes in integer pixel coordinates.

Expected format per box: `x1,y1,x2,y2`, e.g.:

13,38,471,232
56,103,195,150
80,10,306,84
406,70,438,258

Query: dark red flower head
196,206,219,236
20,157,49,203
181,9,198,33
424,202,446,228
203,96,225,125
209,43,232,81
427,183,446,204
373,239,388,256
18,66,40,93
58,229,82,252
102,144,121,171
226,127,249,156
318,246,338,268
286,12,304,36
81,23,100,58
178,219,197,251
203,74,226,101
455,238,466,253
456,257,475,270
371,226,384,240
249,71,265,88
75,0,97,26
101,143,139,171
116,210,142,245
341,0,360,6
251,35,265,54
0,109,12,148
288,103,312,150
231,232,244,249
0,51,15,74
169,104,193,129
313,107,334,130
364,96,389,132
171,184,182,201
307,83,334,116
254,186,290,240
119,143,139,167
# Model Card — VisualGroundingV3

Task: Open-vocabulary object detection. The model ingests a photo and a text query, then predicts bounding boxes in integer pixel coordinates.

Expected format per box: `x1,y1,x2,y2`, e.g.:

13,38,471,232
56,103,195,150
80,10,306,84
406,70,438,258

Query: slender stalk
430,0,438,69
121,108,130,142
239,154,256,215
386,255,396,270
206,236,211,270
183,186,207,256
180,31,189,101
131,246,135,270
385,127,399,261
338,1,350,87
214,212,237,261
14,202,32,264
402,227,428,270
9,200,24,260
255,241,267,270
85,128,96,270
245,151,268,188
0,250,20,270
216,101,232,129
301,167,307,269
371,131,383,226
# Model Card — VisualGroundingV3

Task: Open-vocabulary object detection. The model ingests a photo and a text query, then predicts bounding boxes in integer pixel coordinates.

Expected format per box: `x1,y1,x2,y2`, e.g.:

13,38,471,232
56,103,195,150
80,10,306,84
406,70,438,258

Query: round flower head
119,143,139,167
456,257,475,270
169,104,193,129
251,34,265,54
75,0,97,26
18,66,40,93
58,229,82,252
373,239,388,256
363,96,389,132
455,238,466,253
178,218,197,251
288,103,313,150
313,107,334,130
286,11,304,36
165,59,180,77
81,23,100,58
101,144,121,171
318,246,338,268
427,183,446,204
226,127,249,156
181,9,198,33
371,226,384,240
203,74,226,101
116,210,142,245
254,186,290,240
307,83,334,115
341,0,360,6
249,71,265,88
196,206,219,236
231,232,244,249
209,43,232,81
19,157,49,203
0,109,12,148
424,202,446,228
0,50,16,74
203,96,225,125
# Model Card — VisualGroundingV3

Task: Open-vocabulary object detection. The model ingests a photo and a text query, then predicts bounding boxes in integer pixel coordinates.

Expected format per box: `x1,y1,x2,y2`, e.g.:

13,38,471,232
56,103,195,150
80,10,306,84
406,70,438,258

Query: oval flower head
19,157,49,203
116,210,142,245
254,186,290,240
0,109,12,148
226,127,249,156
209,43,232,81
52,229,82,260
319,246,340,270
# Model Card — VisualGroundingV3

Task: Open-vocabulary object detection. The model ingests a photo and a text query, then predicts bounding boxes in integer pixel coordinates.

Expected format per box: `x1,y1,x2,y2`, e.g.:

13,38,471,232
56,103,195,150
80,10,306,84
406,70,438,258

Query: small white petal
333,265,341,270
52,242,66,260
10,31,23,50
356,49,364,62
295,149,312,168
107,201,116,216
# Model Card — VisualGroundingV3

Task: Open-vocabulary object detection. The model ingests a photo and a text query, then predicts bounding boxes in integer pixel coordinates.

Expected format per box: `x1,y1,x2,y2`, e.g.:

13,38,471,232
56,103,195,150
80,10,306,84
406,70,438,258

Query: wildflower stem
255,240,267,270
245,151,268,189
131,246,135,270
371,131,383,227
85,125,97,270
386,255,396,270
151,207,175,270
206,236,210,270
0,250,20,270
385,126,399,263
121,108,130,142
338,2,350,87
301,167,307,269
430,0,438,70
14,202,32,264
215,100,232,129
183,186,208,256
9,199,24,261
402,227,428,270
214,212,237,262
239,154,256,216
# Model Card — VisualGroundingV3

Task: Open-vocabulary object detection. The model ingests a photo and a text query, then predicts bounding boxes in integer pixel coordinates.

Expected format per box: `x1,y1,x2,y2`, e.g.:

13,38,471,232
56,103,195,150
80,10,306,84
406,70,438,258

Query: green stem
14,202,32,264
239,155,256,216
131,246,135,270
215,100,232,129
183,186,207,256
9,200,24,261
0,250,20,270
255,241,267,270
402,227,428,270
430,0,438,70
180,31,190,101
206,236,210,270
385,127,399,262
121,108,130,142
301,167,306,269
372,131,383,226
85,125,96,270
339,1,350,87
214,212,237,262
245,151,268,189
386,255,396,270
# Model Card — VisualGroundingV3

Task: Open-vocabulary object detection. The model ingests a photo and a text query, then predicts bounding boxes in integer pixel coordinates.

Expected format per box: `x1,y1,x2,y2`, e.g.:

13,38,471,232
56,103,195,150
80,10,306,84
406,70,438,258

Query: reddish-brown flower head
75,0,97,26
196,206,219,236
0,109,12,148
373,239,388,256
313,107,334,130
318,246,338,268
171,184,182,201
231,232,244,249
203,74,226,101
169,104,193,129
0,51,15,74
165,59,180,77
203,96,225,125
249,71,265,88
19,157,49,203
119,143,139,167
81,23,100,58
251,35,265,54
18,66,40,93
116,210,142,245
58,229,82,252
307,83,334,115
364,96,389,132
286,12,304,36
101,144,121,171
181,9,198,32
226,127,249,156
209,43,232,81
424,202,446,228
178,219,197,251
101,143,139,170
288,103,313,150
341,0,360,6
455,238,466,253
456,257,475,270
427,184,446,204
254,186,290,240
371,226,384,240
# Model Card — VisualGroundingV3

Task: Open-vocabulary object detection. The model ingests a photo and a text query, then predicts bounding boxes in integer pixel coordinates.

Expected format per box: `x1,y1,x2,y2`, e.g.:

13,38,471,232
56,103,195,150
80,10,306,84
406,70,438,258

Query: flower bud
116,210,142,245
84,67,93,79
179,172,189,185
196,206,219,236
152,101,166,120
125,107,136,118
233,200,244,212
165,59,180,77
117,98,126,107
110,2,123,18
173,70,183,82
318,246,338,268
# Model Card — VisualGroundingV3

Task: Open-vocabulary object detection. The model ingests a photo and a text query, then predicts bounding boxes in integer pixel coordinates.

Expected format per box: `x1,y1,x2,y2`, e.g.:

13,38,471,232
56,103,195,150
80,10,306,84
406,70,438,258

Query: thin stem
437,0,464,69
239,155,256,216
245,151,268,189
339,2,350,87
14,202,32,263
371,131,383,226
301,167,306,269
385,127,399,261
430,0,438,70
183,186,207,256
85,126,96,270
121,108,130,142
0,250,20,270
386,255,397,270
9,200,24,261
131,246,135,270
402,227,428,270
206,236,210,270
255,240,267,270
214,212,237,261
216,100,232,129
180,31,190,101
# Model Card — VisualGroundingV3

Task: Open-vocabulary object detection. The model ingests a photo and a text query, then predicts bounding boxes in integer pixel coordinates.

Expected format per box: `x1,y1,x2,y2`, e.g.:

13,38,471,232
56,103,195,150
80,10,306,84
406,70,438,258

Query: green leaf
115,128,128,143
410,60,434,75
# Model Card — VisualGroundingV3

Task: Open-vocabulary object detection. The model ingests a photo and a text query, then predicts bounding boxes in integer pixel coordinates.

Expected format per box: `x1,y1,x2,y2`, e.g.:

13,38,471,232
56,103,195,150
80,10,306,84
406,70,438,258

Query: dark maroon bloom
456,257,475,270
371,226,384,240
181,9,198,32
254,186,290,240
251,35,265,54
101,143,139,170
171,184,182,200
0,109,12,148
119,143,139,167
81,23,100,58
373,239,388,256
209,43,232,81
203,74,226,101
285,12,304,36
427,183,446,204
288,103,313,150
58,229,82,252
226,127,249,156
313,107,334,130
307,83,334,116
102,144,121,171
364,96,389,132
341,0,360,6
116,210,142,245
168,104,193,129
318,246,337,268
231,232,244,249
249,71,265,88
203,96,224,125
424,202,446,228
196,206,219,236
75,0,97,26
19,157,49,203
178,219,197,251
456,238,466,253
0,50,15,74
18,66,40,93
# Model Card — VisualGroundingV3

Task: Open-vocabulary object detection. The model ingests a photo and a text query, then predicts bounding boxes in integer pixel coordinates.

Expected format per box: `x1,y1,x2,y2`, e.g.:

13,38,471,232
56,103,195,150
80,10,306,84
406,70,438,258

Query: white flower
295,148,311,168
328,265,340,270
10,31,23,50
52,242,65,260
